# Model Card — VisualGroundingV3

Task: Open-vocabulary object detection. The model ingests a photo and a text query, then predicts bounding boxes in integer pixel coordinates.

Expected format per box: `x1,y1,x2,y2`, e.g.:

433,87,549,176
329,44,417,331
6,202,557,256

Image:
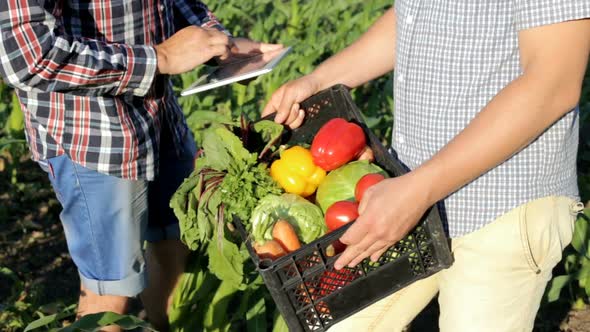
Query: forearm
309,8,396,90
173,0,230,35
413,18,590,206
18,36,157,97
0,1,156,97
414,73,582,206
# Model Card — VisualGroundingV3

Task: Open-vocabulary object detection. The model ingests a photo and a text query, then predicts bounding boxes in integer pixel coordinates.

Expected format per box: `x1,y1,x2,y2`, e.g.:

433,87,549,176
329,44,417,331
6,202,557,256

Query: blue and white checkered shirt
392,0,589,238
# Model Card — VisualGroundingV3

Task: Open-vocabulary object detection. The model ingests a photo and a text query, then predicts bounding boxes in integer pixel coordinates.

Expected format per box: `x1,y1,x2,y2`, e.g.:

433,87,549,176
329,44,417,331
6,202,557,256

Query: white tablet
180,46,292,96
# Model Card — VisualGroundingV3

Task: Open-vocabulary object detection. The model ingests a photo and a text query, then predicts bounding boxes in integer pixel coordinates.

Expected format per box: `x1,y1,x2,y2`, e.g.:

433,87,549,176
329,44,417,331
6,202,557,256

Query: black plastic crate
236,85,453,332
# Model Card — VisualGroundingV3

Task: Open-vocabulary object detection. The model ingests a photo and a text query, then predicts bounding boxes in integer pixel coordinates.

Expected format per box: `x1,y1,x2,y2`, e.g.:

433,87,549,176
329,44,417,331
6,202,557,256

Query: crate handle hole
258,259,273,271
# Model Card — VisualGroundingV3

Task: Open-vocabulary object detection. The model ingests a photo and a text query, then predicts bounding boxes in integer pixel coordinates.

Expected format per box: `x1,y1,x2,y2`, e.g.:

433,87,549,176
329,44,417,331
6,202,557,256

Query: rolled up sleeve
515,0,590,31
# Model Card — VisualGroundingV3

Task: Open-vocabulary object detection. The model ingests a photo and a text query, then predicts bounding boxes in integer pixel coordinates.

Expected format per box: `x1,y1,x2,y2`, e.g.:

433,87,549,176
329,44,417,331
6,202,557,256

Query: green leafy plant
176,0,394,146
1,267,76,332
25,312,155,332
546,209,590,309
0,82,27,185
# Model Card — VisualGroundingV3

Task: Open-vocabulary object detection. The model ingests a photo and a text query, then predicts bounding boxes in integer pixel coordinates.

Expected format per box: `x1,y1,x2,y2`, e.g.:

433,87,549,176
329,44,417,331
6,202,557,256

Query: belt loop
571,201,585,216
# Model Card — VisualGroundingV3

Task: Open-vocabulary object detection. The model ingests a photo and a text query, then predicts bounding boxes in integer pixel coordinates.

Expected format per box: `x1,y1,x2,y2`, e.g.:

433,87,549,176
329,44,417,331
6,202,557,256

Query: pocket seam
47,159,56,179
520,203,541,274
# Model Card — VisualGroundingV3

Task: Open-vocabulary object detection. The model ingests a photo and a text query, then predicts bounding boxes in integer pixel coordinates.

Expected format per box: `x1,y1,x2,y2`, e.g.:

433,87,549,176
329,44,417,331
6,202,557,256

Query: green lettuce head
250,193,326,245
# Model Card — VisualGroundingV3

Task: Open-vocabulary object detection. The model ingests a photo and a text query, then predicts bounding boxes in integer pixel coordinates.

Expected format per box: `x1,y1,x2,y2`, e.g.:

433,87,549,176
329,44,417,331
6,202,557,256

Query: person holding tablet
0,1,280,331
263,4,589,331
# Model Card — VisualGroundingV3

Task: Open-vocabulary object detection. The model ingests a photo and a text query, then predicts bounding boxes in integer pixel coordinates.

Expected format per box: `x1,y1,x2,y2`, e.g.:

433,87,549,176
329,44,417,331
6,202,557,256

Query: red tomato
325,239,347,257
317,267,359,299
354,173,385,202
325,201,359,231
332,239,347,254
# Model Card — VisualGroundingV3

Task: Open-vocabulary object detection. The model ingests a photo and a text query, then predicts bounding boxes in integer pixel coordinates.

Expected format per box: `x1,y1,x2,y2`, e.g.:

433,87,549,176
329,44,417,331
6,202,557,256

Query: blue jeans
38,130,196,297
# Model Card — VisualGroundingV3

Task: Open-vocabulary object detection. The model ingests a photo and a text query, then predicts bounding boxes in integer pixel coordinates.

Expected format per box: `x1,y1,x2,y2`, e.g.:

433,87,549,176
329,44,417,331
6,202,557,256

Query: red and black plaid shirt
0,0,226,180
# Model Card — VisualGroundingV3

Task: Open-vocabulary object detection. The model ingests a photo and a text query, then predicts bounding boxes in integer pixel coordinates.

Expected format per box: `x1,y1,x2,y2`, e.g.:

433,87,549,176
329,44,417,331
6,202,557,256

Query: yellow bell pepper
270,146,326,197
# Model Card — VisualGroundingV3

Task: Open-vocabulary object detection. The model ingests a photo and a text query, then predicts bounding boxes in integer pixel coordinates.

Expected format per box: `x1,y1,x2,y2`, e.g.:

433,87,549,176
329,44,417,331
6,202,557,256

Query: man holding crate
0,1,280,331
263,2,589,331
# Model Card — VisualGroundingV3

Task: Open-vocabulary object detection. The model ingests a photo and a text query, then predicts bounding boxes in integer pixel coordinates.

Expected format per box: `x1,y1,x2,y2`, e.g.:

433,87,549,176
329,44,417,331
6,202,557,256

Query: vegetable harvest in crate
170,85,452,332
168,114,384,329
170,115,378,259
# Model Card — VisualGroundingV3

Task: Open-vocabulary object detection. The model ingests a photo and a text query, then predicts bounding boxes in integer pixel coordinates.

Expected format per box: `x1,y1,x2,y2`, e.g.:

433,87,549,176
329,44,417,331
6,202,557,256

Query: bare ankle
141,240,189,332
77,284,129,332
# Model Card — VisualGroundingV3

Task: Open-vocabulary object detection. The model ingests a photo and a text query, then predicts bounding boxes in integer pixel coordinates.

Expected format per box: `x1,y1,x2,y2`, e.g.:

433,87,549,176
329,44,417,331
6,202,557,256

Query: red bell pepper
311,118,366,171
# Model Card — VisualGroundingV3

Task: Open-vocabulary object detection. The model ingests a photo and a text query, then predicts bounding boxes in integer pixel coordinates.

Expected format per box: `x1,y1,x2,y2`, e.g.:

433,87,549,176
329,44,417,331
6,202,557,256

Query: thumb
262,102,277,118
262,88,284,118
210,44,231,61
259,43,284,53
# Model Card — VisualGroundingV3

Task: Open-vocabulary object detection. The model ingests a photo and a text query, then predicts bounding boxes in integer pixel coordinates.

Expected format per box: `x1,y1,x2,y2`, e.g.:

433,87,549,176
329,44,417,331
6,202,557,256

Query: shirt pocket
65,0,138,43
432,1,513,40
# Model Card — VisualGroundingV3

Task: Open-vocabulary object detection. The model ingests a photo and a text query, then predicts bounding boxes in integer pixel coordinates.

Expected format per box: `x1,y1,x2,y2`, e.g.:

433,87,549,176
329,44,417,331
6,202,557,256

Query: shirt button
405,15,414,25
397,133,405,144
397,73,405,83
159,4,165,11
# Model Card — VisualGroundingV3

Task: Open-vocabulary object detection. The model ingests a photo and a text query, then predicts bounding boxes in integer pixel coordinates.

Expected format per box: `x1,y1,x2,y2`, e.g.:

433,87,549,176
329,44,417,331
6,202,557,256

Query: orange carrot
254,240,286,260
272,220,301,252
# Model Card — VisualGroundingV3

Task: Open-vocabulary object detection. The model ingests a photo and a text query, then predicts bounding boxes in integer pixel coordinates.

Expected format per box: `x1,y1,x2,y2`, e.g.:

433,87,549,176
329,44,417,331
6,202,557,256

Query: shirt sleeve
0,0,157,97
515,0,590,31
173,1,231,35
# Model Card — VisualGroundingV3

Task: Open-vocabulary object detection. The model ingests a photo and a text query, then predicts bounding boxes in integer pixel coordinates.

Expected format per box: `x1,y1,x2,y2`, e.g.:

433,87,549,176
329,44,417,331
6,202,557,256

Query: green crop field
0,1,589,331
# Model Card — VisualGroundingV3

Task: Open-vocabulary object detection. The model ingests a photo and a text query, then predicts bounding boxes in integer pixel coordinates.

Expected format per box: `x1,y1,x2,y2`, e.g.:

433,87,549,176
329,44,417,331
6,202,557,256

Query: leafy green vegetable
203,280,239,332
169,253,222,332
220,162,280,222
202,126,255,171
250,193,326,244
316,160,386,212
169,120,287,332
207,235,249,290
171,168,224,250
170,123,282,252
246,287,267,332
252,120,284,158
272,311,290,332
